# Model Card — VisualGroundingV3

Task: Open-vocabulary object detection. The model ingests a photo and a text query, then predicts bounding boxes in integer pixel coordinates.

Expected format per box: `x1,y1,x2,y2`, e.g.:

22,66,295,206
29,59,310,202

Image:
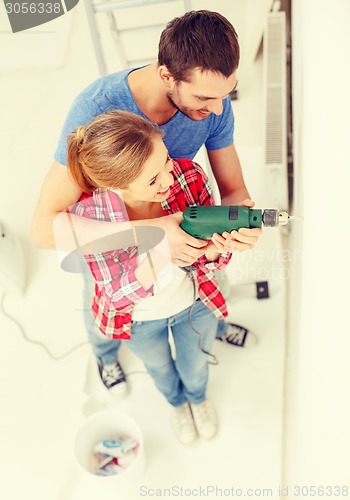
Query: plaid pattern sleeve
86,247,153,309
162,158,214,211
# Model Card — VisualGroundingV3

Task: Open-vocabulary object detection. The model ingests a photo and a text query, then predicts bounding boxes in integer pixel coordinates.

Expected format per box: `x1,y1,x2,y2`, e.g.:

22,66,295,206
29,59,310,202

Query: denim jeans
83,266,228,366
83,265,122,365
125,299,218,407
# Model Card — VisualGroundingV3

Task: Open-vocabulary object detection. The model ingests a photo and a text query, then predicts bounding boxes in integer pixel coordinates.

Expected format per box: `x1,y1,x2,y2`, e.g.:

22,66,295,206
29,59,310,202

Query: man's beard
166,93,207,122
167,93,182,112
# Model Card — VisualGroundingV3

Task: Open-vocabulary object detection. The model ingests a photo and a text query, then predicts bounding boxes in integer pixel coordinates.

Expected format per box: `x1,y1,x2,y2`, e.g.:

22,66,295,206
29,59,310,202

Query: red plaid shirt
70,158,232,340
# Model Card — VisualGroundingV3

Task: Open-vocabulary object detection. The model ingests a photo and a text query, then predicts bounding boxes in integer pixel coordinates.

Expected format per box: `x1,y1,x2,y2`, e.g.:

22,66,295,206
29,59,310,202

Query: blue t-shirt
54,67,235,166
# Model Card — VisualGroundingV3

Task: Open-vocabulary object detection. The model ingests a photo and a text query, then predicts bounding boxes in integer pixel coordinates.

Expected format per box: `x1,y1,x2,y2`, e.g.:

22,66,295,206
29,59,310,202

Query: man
31,10,261,397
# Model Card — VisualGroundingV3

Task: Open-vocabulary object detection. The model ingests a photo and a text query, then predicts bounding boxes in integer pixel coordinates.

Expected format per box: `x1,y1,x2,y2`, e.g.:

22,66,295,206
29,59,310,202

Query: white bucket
74,410,145,496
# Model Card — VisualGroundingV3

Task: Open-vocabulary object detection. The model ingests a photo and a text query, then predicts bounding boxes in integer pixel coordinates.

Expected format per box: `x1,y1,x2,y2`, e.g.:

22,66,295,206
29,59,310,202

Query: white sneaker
190,400,218,440
173,402,198,445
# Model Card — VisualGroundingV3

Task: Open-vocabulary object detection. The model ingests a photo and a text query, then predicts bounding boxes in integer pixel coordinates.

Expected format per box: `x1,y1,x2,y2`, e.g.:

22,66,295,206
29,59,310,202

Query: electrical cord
0,263,219,365
0,292,89,360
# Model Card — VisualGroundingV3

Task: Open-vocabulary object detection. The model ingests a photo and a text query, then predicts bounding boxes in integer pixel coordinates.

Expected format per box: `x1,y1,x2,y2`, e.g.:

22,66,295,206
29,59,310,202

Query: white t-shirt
132,254,195,321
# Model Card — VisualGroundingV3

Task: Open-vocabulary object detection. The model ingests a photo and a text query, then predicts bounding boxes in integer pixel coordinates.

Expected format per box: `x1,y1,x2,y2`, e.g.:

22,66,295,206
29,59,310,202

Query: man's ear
158,65,175,86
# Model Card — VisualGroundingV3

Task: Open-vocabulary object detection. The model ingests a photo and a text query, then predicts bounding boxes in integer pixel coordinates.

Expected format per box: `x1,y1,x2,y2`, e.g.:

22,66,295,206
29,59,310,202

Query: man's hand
210,199,262,253
156,212,208,266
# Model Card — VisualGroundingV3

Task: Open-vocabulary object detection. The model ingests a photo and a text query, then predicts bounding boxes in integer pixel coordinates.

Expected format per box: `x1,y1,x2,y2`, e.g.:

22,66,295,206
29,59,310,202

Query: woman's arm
87,245,169,310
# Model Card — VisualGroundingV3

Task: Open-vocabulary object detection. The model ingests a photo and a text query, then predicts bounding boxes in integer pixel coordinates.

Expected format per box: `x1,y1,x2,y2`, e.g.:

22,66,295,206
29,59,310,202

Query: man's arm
207,144,249,204
31,161,83,249
31,161,208,265
207,144,262,252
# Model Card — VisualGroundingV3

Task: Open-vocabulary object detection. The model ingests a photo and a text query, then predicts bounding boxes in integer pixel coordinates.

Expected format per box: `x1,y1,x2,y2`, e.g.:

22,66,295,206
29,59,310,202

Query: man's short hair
158,10,240,82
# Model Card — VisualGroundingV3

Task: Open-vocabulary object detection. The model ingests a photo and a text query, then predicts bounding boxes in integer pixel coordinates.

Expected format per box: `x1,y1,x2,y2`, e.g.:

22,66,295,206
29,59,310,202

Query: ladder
83,0,193,75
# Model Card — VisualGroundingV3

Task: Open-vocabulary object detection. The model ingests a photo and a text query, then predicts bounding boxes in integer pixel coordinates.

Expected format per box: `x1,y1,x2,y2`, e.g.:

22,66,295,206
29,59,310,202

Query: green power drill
180,206,293,239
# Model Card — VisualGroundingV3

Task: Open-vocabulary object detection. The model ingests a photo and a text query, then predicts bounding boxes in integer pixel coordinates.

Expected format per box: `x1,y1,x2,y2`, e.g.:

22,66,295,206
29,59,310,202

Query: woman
66,110,233,445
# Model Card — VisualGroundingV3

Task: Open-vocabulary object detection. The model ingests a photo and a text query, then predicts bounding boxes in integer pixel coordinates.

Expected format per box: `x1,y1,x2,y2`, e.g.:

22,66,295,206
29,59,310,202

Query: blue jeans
126,299,218,407
83,267,228,366
83,265,122,365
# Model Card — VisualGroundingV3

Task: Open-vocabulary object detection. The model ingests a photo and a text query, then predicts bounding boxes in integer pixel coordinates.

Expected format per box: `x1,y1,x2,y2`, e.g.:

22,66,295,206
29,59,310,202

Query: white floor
0,4,287,499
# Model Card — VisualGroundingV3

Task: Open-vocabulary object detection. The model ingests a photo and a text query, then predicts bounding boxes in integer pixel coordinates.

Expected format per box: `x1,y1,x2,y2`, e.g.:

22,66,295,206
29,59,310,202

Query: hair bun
76,125,85,143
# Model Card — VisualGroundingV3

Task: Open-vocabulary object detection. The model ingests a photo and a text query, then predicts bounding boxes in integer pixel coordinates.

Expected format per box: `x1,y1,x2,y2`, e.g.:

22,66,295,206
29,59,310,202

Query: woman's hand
155,212,209,266
204,240,221,262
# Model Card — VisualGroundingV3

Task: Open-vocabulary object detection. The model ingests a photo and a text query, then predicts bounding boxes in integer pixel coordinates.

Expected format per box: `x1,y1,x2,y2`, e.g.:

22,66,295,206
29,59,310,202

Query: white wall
0,1,75,70
88,0,273,74
285,0,350,487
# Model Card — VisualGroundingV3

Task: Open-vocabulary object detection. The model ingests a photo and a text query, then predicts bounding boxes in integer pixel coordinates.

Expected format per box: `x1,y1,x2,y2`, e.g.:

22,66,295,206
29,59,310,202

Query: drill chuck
262,209,289,227
181,206,290,239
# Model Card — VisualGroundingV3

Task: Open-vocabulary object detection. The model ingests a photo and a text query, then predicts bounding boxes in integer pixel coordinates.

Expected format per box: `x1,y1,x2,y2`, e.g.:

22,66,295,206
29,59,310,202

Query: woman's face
119,136,174,206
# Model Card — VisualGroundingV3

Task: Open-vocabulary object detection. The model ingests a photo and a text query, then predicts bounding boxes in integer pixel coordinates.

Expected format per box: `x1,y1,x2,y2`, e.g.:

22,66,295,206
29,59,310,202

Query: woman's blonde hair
67,110,164,193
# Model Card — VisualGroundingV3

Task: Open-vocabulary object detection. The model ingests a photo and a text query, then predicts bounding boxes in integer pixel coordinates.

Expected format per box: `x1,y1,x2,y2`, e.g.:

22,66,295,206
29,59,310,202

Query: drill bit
277,212,303,225
288,215,303,221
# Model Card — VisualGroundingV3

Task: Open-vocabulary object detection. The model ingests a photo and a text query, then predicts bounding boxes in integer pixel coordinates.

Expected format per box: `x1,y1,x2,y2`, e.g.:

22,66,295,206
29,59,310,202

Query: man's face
166,68,237,121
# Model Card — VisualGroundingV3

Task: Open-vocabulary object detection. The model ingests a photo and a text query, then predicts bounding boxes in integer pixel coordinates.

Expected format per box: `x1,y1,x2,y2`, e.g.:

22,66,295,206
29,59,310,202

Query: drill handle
180,206,263,239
